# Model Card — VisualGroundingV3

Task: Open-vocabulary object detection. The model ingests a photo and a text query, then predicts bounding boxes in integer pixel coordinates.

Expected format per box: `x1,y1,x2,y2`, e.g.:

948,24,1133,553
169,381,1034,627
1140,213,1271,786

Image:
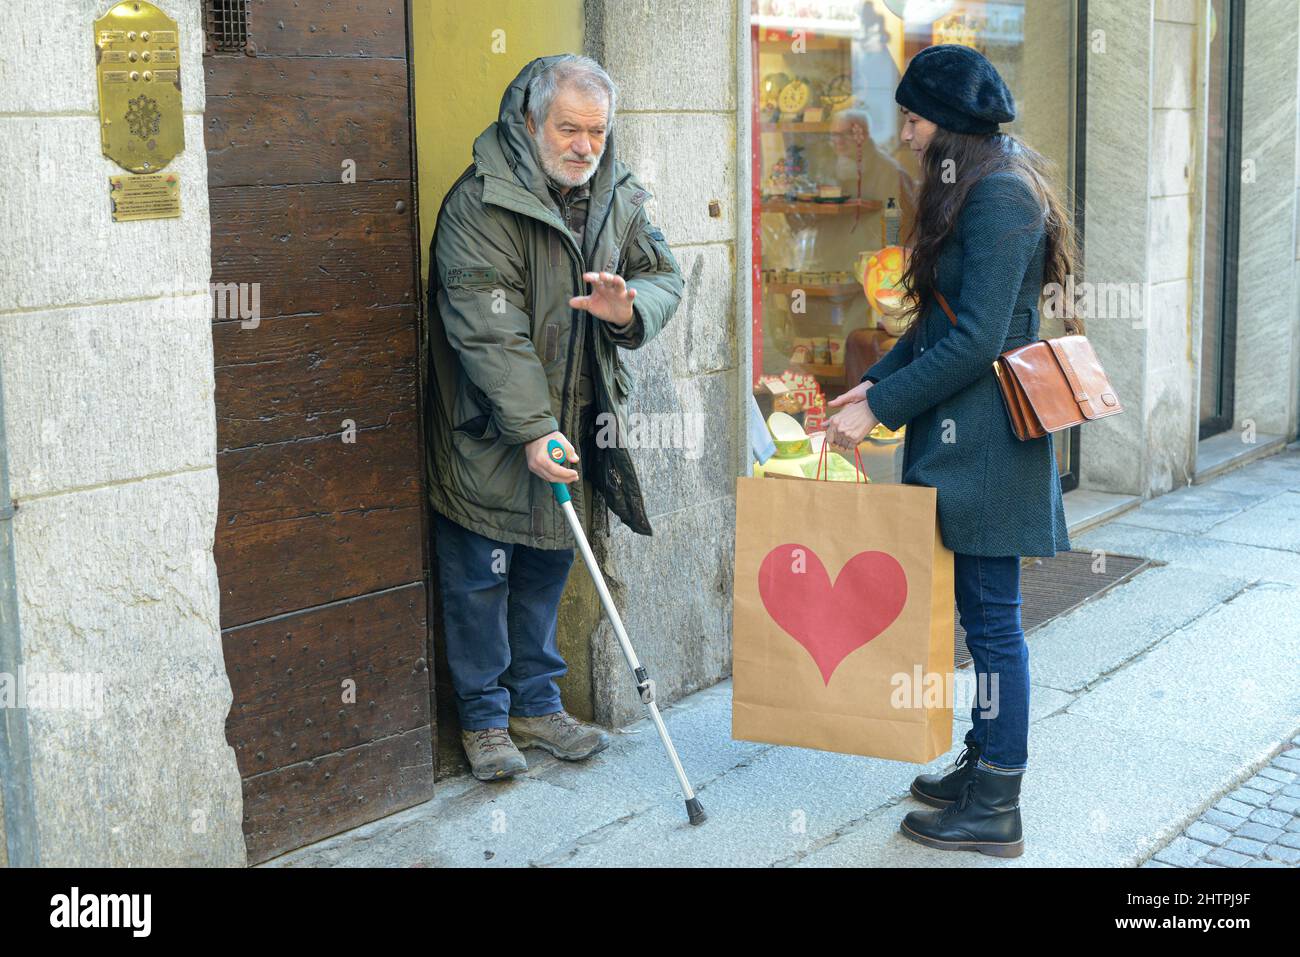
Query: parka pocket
449,418,529,516
542,321,561,363
452,413,495,441
613,363,635,399
452,379,493,437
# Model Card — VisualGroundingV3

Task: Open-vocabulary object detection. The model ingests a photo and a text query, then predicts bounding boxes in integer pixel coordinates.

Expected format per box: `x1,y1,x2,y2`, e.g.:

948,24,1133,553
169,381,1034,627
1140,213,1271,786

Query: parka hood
476,55,623,241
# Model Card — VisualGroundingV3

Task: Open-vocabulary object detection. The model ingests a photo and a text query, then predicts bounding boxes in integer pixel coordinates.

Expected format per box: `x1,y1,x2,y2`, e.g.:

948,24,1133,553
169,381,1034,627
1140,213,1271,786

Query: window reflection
752,0,1076,476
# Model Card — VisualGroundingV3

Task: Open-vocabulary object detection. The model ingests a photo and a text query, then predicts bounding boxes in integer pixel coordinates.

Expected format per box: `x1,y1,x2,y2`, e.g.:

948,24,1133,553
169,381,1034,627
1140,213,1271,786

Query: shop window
751,0,1081,484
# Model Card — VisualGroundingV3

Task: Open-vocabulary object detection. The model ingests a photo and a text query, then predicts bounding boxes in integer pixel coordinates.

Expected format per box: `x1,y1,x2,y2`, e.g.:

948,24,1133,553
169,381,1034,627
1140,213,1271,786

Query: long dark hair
898,127,1080,336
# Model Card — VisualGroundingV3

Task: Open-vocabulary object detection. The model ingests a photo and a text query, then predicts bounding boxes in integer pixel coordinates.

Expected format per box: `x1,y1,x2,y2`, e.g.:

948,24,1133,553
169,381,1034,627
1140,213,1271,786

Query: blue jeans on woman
953,552,1029,774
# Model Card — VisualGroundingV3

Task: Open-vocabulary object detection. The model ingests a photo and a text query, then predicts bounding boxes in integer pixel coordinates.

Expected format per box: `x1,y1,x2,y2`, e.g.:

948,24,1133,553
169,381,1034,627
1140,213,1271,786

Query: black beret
895,44,1016,135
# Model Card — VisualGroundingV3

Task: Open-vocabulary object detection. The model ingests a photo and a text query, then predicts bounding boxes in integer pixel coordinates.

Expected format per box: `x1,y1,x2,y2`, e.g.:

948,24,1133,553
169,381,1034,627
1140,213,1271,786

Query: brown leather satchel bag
934,291,1124,440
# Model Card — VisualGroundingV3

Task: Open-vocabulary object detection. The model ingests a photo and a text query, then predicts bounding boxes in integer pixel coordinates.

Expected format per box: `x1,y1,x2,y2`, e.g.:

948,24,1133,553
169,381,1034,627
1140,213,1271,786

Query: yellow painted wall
410,0,585,286
411,1,594,732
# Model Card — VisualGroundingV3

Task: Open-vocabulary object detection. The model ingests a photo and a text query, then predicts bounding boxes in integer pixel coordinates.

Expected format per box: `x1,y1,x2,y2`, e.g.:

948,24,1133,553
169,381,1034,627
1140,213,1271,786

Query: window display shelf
790,362,847,384
759,121,835,134
762,198,882,215
754,31,851,50
750,0,1081,485
764,280,861,299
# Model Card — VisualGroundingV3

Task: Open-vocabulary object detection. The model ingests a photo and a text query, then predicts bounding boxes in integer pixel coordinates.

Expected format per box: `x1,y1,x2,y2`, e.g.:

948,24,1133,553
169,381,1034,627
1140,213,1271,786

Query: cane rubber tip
686,797,707,826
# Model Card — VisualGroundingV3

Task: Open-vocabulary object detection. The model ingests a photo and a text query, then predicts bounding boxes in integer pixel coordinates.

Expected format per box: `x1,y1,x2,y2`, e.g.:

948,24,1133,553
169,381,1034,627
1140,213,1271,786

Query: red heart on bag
758,544,908,685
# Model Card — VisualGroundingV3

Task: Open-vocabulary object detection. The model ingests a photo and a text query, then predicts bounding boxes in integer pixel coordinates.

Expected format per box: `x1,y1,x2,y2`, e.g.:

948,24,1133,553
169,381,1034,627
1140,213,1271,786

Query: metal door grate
204,0,251,55
955,550,1154,667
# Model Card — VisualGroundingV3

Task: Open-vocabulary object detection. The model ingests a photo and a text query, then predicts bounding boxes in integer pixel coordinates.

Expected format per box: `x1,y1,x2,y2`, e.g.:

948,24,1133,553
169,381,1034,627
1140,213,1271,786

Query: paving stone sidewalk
265,444,1300,868
1144,737,1300,868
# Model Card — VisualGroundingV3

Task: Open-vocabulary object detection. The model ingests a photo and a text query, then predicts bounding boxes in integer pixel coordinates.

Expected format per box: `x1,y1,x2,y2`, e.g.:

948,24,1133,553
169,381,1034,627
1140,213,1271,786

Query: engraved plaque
95,2,184,173
109,172,181,222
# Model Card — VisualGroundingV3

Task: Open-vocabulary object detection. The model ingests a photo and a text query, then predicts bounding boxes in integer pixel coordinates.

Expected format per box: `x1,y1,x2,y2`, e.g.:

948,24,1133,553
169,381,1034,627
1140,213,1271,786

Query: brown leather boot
461,728,527,782
509,711,611,761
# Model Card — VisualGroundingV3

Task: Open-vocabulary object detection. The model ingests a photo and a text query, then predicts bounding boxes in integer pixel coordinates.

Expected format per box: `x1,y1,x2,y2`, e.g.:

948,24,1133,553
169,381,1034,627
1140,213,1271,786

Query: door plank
204,56,411,188
224,584,429,774
210,181,417,317
213,304,417,451
240,726,432,864
243,0,408,58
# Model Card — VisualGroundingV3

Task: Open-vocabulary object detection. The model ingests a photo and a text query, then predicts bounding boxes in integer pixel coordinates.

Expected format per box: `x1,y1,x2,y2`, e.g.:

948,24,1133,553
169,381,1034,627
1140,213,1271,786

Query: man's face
527,85,608,188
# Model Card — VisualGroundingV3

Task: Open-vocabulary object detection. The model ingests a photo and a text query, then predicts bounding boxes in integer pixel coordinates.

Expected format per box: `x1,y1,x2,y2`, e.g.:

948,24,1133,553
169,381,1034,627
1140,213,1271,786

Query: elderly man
425,55,684,781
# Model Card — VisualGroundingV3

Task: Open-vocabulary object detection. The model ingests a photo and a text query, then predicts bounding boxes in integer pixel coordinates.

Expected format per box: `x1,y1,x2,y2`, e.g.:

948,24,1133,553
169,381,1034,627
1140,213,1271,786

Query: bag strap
935,290,958,326
1048,339,1091,405
939,290,1091,406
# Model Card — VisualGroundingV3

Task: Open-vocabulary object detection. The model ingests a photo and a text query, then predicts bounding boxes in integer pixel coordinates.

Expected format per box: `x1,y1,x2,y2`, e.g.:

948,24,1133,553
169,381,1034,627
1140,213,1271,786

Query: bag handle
815,438,866,483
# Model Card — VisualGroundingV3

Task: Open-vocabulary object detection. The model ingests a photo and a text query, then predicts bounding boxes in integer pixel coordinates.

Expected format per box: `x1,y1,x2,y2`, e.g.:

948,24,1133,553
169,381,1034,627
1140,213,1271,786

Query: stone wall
583,0,745,726
1145,0,1198,494
1077,0,1155,496
1234,0,1300,439
1080,0,1300,500
0,1,244,865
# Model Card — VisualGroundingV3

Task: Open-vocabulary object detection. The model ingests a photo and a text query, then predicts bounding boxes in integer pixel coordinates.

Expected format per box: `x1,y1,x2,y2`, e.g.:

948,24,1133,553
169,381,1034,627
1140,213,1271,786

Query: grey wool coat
863,170,1071,558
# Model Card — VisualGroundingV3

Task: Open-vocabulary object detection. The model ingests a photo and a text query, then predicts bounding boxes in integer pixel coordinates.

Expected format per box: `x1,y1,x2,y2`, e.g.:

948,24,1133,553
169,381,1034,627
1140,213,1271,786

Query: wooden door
202,0,432,864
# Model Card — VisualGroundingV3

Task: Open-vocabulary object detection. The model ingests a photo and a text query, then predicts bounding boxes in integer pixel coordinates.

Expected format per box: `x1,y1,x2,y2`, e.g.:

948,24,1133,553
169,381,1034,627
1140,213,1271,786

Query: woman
824,44,1077,858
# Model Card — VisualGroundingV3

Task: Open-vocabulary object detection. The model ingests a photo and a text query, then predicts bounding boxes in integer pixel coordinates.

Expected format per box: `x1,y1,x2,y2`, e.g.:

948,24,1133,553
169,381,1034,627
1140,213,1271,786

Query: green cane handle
547,438,572,504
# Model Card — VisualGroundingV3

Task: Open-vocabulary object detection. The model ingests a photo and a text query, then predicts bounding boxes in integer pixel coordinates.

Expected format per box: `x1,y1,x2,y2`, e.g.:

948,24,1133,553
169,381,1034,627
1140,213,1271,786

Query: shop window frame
1059,0,1088,494
747,1,1088,492
1198,0,1244,441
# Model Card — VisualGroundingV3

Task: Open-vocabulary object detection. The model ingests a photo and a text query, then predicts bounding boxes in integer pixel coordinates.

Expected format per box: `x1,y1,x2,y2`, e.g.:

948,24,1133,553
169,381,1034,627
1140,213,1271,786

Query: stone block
0,294,216,499
12,469,244,866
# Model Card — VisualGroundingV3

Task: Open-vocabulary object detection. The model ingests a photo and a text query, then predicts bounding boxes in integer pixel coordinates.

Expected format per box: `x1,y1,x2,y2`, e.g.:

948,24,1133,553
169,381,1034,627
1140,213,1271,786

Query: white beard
533,129,600,188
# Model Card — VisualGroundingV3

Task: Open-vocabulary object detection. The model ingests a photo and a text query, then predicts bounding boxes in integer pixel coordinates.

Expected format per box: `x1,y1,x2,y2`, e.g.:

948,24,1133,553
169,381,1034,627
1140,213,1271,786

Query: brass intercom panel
95,1,184,174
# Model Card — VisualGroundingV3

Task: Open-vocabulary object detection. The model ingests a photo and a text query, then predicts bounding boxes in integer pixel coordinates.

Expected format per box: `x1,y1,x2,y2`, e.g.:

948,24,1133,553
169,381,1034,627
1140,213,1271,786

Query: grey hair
526,55,617,132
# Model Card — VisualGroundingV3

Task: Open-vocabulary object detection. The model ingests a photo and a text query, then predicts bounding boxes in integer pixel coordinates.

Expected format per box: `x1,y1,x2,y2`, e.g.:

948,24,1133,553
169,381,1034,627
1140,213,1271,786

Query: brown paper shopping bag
731,465,955,763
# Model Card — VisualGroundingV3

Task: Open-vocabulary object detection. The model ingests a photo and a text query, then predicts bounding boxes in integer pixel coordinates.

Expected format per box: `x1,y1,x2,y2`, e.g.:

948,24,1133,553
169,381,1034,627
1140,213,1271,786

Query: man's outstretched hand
570,271,636,328
526,430,580,484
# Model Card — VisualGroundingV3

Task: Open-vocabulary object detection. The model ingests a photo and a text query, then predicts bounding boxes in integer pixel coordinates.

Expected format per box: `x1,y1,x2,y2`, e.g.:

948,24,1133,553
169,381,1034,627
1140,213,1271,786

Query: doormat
954,550,1155,668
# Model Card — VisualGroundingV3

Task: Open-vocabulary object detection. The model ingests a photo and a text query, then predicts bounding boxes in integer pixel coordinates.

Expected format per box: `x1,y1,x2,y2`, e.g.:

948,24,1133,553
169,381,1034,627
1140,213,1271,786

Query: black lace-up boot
900,765,1024,857
910,739,981,808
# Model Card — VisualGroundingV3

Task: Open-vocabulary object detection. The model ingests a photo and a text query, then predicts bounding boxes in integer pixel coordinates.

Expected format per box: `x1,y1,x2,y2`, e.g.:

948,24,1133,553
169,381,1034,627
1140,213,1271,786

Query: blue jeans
954,553,1029,774
433,511,574,730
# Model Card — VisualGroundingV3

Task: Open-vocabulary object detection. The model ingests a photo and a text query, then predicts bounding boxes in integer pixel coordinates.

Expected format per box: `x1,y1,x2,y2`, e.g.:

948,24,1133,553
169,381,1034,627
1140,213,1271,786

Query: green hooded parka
425,56,685,549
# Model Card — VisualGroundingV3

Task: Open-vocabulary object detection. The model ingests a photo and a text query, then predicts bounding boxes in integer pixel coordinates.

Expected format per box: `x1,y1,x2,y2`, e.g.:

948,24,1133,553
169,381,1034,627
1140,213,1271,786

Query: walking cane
545,438,707,826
